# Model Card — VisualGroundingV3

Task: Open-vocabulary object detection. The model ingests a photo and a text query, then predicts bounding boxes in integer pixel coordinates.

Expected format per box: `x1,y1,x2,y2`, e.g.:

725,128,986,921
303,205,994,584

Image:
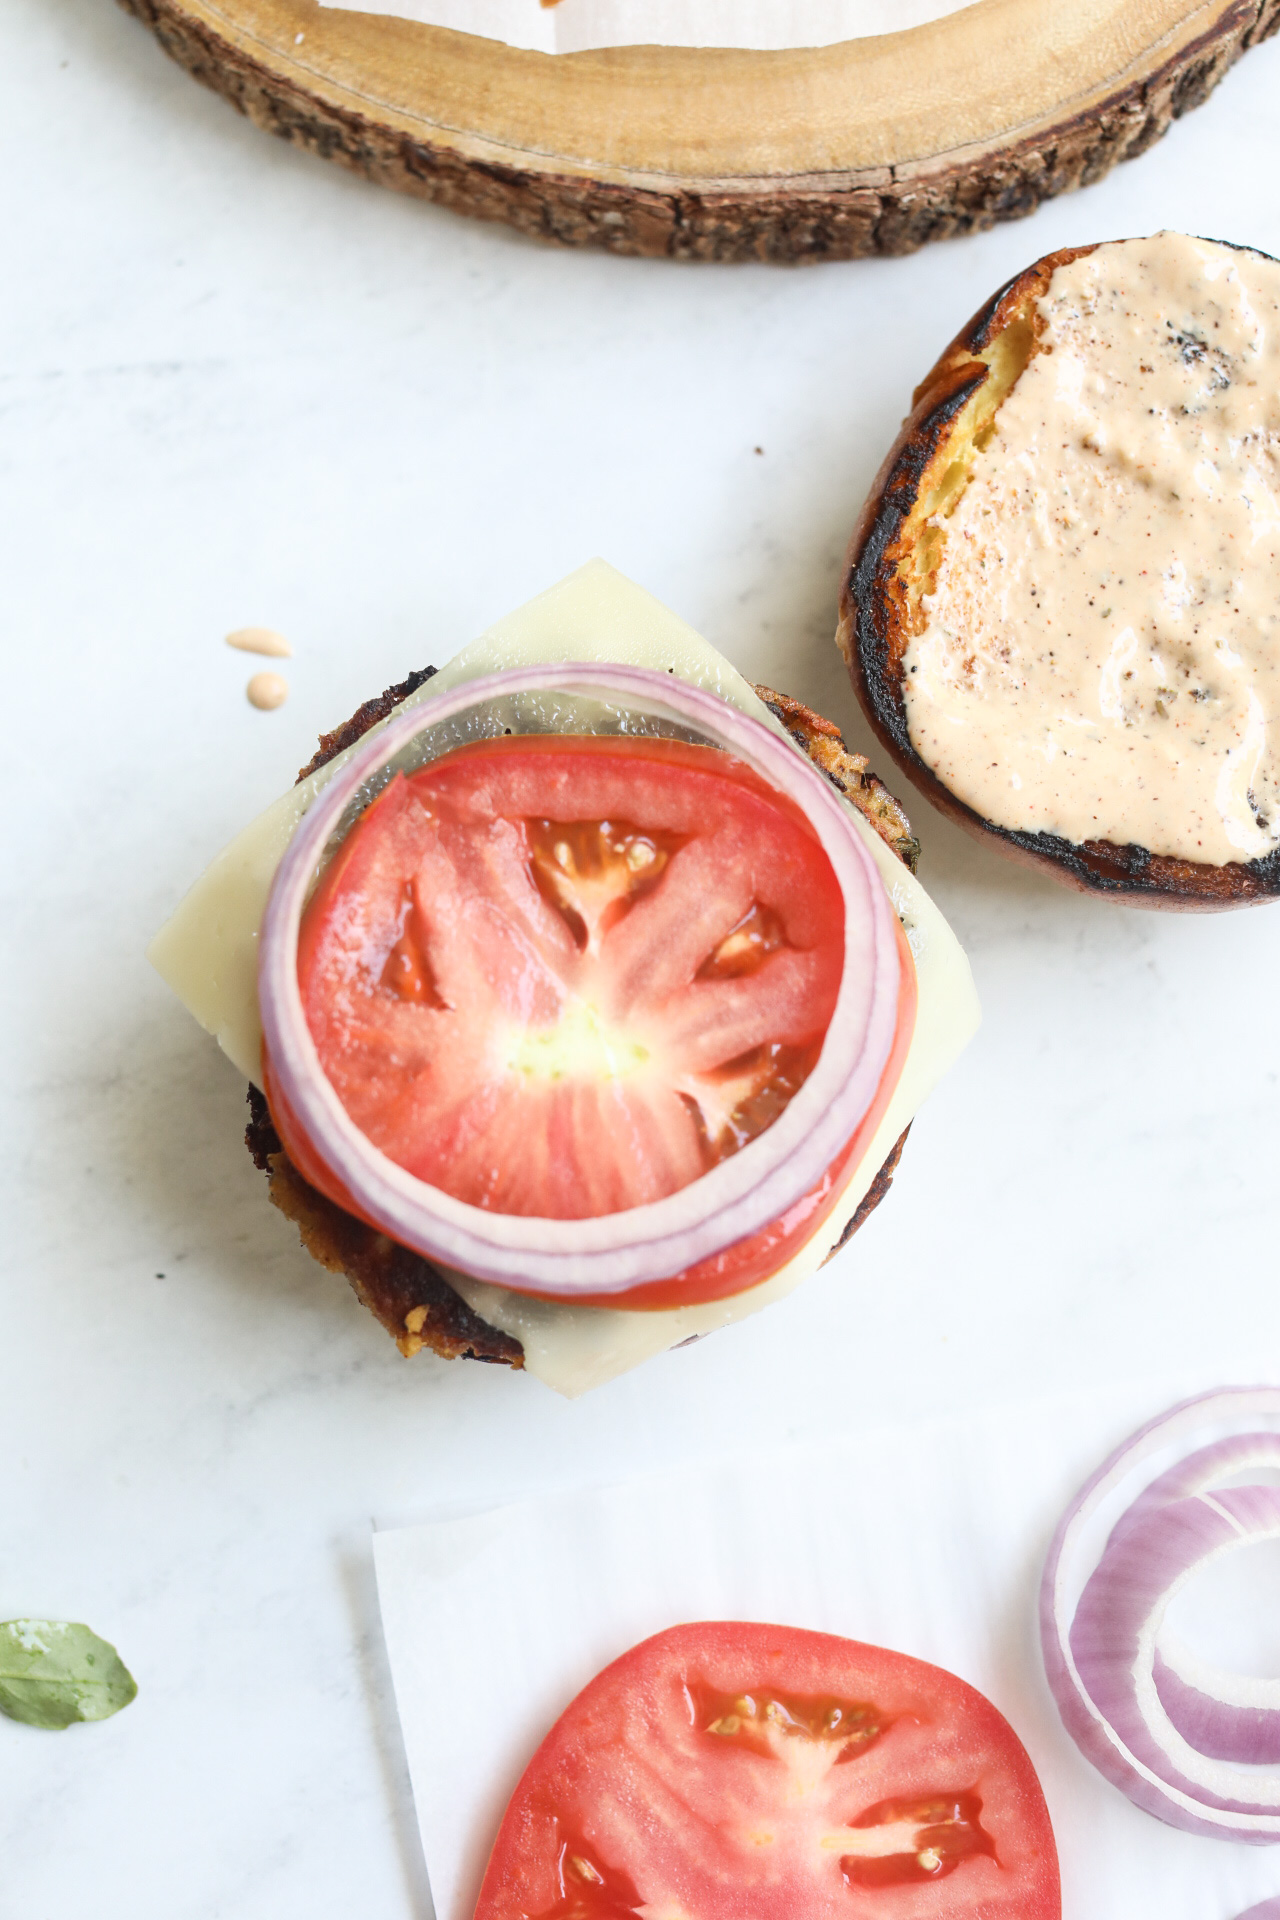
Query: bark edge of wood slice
119,0,1279,263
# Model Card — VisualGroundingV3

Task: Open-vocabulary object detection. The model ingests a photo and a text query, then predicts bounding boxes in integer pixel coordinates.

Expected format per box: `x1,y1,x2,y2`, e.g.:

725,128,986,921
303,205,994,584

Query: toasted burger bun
838,237,1280,912
246,671,918,1368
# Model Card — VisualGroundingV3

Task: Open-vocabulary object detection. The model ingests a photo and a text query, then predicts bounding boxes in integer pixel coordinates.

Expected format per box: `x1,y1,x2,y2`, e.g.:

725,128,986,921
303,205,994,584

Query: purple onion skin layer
1235,1903,1280,1919
1122,1438,1280,1763
1154,1653,1280,1766
1068,1486,1280,1816
1117,1435,1280,1543
1040,1387,1280,1843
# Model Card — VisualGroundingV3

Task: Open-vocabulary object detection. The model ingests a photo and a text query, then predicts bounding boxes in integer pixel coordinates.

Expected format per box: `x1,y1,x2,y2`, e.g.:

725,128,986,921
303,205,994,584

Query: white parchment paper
373,1380,1280,1920
316,0,977,53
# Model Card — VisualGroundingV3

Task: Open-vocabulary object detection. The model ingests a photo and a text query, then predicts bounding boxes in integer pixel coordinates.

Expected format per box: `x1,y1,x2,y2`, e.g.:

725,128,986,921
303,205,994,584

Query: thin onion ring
258,663,903,1297
1041,1387,1280,1843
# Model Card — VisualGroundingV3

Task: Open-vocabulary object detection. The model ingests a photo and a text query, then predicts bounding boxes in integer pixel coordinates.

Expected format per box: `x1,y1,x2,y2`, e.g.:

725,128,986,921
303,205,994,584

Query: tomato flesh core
266,733,916,1308
697,1683,892,1759
291,736,847,1199
296,738,845,1219
538,1789,996,1915
539,1839,643,1920
843,1792,996,1888
474,1623,1062,1920
581,914,913,1309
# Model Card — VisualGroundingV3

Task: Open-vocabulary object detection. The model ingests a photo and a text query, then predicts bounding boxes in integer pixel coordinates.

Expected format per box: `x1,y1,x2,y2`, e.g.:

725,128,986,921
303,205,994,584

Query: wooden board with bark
120,0,1279,263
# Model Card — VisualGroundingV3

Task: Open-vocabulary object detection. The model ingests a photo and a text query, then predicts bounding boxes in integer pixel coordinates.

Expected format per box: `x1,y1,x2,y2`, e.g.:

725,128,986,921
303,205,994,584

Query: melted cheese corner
149,561,980,1394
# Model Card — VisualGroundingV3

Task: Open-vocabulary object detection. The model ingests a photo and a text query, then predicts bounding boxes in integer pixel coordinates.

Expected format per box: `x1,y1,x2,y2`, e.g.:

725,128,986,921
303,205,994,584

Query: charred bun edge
246,671,917,1365
838,238,1280,911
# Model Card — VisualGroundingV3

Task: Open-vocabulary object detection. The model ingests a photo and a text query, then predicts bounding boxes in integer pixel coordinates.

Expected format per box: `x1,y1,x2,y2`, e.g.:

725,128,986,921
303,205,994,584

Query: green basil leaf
0,1620,137,1730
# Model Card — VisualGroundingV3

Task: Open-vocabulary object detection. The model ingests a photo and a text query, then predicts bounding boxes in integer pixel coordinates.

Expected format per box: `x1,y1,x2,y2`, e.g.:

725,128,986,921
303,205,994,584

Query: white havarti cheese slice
150,561,979,1395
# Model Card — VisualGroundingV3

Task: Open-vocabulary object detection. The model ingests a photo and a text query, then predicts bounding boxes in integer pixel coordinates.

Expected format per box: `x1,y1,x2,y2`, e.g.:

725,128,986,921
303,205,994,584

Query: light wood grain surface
116,0,1280,258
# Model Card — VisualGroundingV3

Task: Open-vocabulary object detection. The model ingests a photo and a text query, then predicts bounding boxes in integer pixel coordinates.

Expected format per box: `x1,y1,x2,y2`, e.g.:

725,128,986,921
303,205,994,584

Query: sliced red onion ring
1118,1436,1280,1766
1155,1645,1280,1768
1041,1387,1280,1841
1235,1902,1280,1918
258,663,902,1297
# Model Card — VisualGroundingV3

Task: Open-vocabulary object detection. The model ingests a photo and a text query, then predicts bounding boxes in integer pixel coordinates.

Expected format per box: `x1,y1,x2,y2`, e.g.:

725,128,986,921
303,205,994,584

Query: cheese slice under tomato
150,562,979,1395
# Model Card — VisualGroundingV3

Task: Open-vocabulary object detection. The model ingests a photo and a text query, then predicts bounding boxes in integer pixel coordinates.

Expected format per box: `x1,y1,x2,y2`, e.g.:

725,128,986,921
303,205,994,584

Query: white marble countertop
3,6,1280,1915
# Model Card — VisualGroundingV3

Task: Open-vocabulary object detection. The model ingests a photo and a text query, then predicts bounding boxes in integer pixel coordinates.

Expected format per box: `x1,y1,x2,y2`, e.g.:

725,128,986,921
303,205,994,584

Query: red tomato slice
293,736,848,1223
558,913,916,1309
474,1623,1061,1920
263,931,910,1310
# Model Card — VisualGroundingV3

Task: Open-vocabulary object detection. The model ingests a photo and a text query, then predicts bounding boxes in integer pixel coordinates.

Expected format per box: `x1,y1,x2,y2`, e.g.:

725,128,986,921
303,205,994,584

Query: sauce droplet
227,626,292,658
247,672,289,711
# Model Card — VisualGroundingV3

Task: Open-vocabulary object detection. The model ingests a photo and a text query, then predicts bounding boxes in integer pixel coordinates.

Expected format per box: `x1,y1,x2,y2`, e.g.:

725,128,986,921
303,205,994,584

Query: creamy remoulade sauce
903,232,1280,865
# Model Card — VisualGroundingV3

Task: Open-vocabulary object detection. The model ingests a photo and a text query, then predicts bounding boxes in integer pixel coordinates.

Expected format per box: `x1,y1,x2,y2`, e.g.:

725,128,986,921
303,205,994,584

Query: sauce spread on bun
904,233,1280,866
